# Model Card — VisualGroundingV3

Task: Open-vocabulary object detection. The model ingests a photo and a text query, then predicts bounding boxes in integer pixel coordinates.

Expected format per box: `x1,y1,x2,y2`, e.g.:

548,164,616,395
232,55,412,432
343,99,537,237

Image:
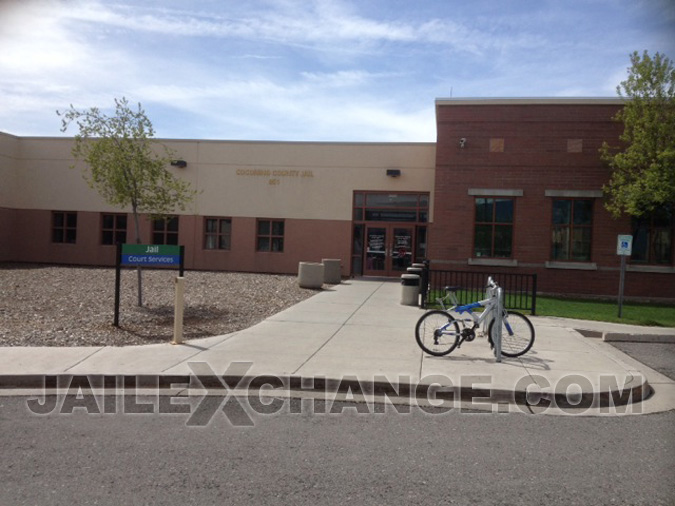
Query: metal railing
420,264,537,314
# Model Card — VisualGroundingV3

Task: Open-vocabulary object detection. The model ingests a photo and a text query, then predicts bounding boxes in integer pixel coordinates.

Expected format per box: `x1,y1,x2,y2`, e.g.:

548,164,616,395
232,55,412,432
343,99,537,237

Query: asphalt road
609,341,675,380
1,394,673,506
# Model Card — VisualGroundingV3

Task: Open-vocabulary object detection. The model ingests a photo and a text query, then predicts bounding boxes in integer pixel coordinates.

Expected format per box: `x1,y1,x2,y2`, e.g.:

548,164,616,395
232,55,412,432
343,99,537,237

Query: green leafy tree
58,97,197,306
601,50,675,218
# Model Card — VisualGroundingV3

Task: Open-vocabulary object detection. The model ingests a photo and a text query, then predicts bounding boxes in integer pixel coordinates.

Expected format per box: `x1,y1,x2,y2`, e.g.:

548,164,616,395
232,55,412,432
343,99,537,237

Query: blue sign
121,254,181,266
120,244,182,266
616,235,633,256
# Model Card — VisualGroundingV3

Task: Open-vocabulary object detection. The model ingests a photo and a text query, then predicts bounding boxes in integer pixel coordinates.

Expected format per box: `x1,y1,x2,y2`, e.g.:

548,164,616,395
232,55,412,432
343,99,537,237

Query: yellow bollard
172,276,185,345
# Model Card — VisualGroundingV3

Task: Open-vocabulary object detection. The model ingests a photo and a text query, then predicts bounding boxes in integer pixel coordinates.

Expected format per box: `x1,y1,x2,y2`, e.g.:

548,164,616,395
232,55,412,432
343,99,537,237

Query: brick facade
428,99,674,300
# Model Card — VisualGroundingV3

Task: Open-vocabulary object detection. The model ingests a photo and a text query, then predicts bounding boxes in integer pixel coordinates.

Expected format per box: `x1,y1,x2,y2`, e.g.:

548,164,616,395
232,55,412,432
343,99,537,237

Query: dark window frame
152,216,179,245
101,213,128,246
52,211,77,244
256,219,284,252
204,217,232,251
352,191,429,224
630,207,673,265
551,198,593,262
473,197,514,258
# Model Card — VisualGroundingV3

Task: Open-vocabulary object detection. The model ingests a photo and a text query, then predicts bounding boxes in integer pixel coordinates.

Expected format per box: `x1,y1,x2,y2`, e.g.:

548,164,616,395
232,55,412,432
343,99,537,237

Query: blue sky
1,0,673,141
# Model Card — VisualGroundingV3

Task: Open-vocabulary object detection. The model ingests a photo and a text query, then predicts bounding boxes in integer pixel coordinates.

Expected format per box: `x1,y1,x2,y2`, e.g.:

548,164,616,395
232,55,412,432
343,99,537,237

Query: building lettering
236,168,314,185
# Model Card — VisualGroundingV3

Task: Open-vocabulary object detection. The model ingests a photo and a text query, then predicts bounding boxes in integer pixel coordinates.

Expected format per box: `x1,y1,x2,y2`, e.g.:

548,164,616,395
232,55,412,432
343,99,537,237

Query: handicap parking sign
616,235,633,256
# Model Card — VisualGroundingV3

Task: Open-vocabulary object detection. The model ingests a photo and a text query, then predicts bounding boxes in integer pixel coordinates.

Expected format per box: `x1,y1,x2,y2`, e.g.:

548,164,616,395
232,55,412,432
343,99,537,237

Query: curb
603,333,675,344
0,373,651,410
574,328,675,344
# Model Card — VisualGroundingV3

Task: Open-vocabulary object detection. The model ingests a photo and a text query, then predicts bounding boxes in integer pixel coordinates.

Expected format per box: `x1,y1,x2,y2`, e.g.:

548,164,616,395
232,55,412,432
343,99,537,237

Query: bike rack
484,279,503,363
494,287,503,363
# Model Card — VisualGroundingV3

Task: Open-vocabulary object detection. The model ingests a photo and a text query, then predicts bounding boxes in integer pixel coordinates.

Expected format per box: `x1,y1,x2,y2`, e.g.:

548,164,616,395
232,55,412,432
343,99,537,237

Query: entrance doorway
364,225,414,276
351,191,429,277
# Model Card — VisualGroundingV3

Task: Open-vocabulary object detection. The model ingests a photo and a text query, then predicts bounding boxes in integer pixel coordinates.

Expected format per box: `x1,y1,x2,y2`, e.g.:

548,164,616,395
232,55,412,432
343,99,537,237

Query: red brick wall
5,209,352,277
429,102,673,299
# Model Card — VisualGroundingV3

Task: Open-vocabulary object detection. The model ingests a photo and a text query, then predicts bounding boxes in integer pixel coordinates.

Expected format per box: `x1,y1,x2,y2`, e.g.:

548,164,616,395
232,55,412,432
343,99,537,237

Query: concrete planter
322,258,342,284
298,262,325,289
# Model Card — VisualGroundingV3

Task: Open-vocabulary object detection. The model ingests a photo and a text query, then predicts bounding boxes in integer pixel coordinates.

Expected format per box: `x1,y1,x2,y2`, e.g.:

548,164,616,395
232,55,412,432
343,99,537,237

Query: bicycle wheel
415,310,460,356
488,310,535,357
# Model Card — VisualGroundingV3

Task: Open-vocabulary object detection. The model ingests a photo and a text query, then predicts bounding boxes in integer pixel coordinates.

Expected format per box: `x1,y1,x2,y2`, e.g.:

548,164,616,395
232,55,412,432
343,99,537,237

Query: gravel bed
0,263,317,347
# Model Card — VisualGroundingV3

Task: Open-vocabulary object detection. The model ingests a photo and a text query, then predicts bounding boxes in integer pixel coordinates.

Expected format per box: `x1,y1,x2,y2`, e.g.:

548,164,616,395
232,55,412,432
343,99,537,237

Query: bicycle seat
444,286,462,293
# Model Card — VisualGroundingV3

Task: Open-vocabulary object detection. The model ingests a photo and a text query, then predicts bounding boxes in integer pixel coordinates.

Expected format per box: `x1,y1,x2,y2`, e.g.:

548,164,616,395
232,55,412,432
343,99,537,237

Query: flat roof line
435,97,626,106
0,132,435,146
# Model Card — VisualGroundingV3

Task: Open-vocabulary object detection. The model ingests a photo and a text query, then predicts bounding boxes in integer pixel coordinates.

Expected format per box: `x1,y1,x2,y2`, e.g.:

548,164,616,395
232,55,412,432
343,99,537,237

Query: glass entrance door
391,227,413,272
365,227,387,275
352,192,429,277
364,225,414,276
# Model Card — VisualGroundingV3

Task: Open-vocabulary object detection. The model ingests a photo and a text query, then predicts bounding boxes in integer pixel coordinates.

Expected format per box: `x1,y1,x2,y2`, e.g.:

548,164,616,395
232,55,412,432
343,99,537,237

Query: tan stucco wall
0,134,436,221
0,133,19,210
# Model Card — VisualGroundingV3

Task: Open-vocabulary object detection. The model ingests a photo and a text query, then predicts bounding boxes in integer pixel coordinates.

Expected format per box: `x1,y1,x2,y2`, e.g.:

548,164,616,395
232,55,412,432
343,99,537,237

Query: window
352,192,429,223
101,213,127,245
474,198,513,258
351,224,365,276
551,199,593,261
152,216,179,245
204,218,232,250
631,207,673,265
257,219,284,252
52,211,77,244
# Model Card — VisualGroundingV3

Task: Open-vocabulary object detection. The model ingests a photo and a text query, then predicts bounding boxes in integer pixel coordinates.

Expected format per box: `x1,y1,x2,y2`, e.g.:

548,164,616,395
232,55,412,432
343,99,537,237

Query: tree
601,50,675,218
58,97,197,306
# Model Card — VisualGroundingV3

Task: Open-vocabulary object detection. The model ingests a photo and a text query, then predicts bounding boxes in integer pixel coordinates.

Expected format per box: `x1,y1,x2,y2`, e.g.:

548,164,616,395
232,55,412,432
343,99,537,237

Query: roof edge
0,131,434,147
435,97,626,106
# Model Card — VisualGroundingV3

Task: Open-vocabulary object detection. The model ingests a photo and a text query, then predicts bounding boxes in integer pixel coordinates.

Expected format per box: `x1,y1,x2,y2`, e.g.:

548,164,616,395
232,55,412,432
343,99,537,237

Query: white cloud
0,1,87,75
0,0,672,140
300,70,394,87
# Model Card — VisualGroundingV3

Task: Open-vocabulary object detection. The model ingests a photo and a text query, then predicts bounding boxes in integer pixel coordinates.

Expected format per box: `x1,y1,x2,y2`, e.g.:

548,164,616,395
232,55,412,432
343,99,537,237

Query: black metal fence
420,266,537,314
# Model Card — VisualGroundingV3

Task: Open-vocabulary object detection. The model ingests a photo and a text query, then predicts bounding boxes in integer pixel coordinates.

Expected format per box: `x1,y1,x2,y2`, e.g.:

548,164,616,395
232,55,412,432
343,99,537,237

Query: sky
1,0,674,142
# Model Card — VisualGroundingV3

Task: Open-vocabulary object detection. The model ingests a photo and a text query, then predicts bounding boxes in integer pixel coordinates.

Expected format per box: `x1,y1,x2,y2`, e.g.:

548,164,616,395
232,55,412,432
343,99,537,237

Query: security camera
459,138,466,148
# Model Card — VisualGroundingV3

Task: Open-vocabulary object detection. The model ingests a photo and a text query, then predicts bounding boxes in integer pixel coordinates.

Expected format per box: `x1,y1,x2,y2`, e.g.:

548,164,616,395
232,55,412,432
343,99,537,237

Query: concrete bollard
298,262,325,289
322,258,342,284
172,276,185,345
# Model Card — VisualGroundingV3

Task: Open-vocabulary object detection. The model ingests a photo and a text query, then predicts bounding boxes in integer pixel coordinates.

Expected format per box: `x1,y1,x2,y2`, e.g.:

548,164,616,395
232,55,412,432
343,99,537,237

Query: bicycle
414,278,535,358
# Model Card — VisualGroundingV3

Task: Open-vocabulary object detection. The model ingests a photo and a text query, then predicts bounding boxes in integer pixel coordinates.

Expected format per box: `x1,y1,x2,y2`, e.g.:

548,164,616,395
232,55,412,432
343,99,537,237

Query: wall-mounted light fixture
459,138,466,149
386,169,401,177
171,159,187,168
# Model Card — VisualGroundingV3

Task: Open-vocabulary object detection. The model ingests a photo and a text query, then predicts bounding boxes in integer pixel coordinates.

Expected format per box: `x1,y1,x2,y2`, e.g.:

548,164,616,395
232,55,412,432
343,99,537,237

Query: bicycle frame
441,295,496,333
435,280,511,341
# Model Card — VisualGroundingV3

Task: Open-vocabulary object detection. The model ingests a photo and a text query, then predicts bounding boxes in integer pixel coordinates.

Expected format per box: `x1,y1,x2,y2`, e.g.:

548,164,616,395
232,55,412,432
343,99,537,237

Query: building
0,98,672,300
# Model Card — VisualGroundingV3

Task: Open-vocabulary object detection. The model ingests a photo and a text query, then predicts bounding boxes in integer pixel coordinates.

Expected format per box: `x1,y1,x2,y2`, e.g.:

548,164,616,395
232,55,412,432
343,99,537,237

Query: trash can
400,274,420,306
298,262,324,289
406,266,423,297
407,266,423,277
322,258,342,284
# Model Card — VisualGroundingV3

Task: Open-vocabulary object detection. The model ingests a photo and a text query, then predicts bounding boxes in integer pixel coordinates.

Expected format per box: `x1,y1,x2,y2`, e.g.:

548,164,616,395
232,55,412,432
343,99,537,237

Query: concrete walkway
1,279,674,415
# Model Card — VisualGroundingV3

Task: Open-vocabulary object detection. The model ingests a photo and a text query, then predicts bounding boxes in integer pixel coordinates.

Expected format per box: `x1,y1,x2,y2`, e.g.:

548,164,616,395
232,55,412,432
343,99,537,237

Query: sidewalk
1,279,674,415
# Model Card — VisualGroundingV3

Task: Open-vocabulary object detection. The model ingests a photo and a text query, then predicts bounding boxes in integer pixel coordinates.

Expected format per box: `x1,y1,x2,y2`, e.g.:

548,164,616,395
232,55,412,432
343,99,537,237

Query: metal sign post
616,235,632,318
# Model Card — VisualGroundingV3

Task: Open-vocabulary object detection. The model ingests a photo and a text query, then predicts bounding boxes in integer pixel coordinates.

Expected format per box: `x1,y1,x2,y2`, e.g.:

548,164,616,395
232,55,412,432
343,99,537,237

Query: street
1,395,673,506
